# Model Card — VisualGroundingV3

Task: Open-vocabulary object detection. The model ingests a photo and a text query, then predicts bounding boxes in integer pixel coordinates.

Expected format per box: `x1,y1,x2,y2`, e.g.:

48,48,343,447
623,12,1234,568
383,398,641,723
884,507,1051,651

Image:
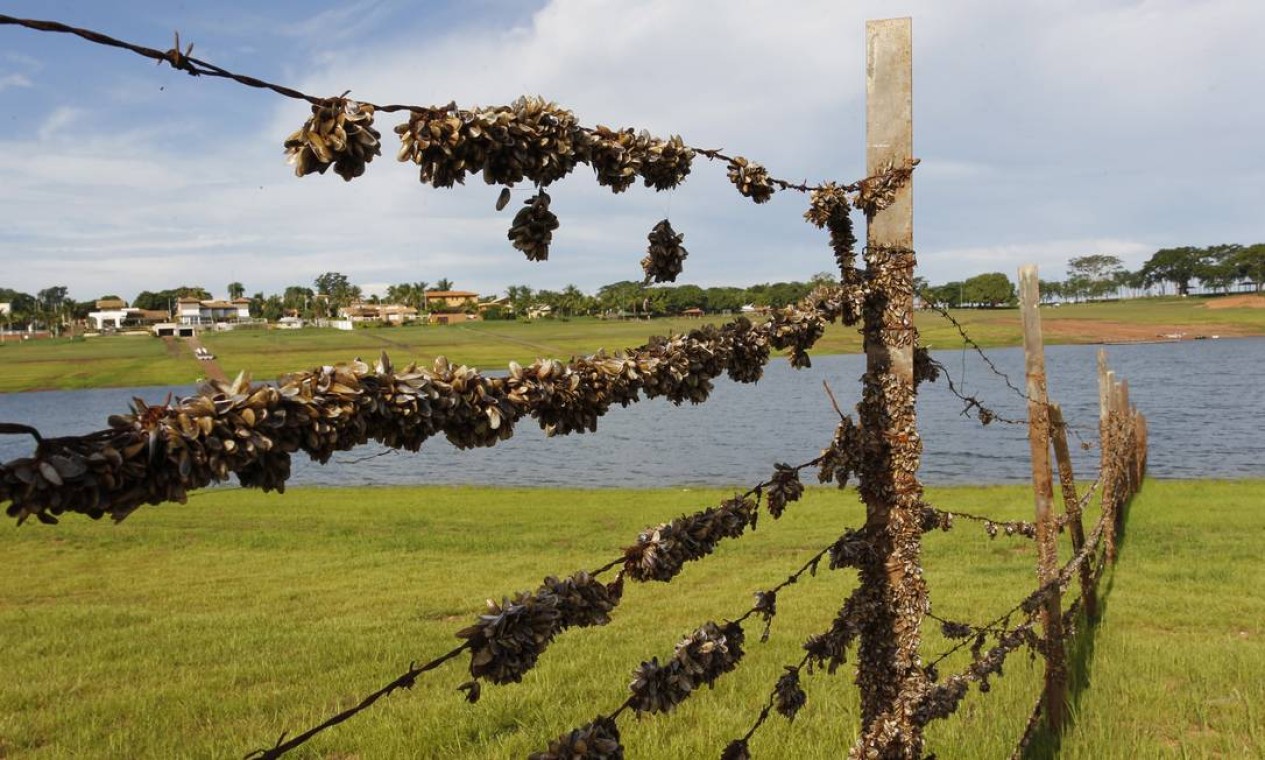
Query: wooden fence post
852,17,928,759
1136,412,1149,484
1111,376,1129,543
1101,366,1120,563
1017,264,1066,731
1049,403,1096,621
1123,376,1133,495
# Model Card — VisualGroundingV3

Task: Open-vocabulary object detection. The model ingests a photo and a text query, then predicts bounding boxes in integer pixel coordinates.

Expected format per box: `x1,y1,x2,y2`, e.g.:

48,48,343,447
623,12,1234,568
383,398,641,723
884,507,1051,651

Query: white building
87,298,169,331
176,297,252,325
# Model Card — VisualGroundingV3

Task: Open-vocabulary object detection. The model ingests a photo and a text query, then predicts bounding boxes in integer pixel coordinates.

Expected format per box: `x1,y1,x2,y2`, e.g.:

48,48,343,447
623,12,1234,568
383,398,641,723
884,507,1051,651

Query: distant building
175,297,252,325
681,307,705,319
87,298,169,331
477,296,511,314
0,302,10,317
424,290,480,309
338,302,419,324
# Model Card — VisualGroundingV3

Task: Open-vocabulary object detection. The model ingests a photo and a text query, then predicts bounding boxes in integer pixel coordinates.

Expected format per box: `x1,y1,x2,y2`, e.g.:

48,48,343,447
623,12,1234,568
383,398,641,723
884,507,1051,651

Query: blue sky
1,0,1262,303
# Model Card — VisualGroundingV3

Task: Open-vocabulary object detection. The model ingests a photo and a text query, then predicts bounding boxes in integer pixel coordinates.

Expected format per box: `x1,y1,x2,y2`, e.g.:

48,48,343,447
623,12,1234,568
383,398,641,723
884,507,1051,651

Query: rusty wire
0,13,1147,757
0,13,895,197
530,524,866,760
924,506,1107,673
243,452,844,758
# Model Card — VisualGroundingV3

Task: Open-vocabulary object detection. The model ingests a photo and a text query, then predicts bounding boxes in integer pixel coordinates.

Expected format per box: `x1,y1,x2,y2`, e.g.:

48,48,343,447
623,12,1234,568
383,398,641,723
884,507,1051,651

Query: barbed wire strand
922,473,1101,538
539,531,861,759
924,507,1106,671
0,13,886,197
732,651,814,747
242,451,840,758
243,643,468,760
919,297,1099,448
918,295,1031,400
0,15,1142,756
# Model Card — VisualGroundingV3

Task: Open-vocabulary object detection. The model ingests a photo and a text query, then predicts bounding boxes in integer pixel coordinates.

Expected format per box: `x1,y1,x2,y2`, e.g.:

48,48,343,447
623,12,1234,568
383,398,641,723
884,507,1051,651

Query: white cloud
1,0,1263,302
35,106,84,142
0,72,32,92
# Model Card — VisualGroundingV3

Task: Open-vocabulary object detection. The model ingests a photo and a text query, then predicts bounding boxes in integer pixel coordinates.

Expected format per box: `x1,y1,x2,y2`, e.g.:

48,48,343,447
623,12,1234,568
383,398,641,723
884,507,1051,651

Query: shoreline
2,330,1263,396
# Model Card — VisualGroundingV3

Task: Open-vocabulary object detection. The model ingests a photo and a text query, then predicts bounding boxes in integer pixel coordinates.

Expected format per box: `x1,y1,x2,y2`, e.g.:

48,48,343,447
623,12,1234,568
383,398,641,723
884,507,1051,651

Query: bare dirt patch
1204,294,1265,309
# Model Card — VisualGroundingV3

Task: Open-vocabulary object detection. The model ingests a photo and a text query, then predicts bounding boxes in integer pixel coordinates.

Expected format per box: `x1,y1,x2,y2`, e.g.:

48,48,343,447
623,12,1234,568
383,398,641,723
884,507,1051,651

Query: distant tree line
0,285,83,335
7,244,1262,332
922,243,1265,308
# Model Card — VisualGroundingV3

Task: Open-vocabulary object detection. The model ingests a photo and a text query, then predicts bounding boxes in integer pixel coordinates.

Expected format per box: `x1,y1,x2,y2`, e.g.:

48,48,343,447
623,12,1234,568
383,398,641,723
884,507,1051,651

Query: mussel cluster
640,219,688,283
530,717,624,760
817,416,864,490
508,191,559,261
827,528,871,571
394,97,694,193
803,589,864,676
284,98,381,181
622,496,755,583
456,571,622,687
720,739,752,760
628,621,746,714
1,287,857,523
854,159,918,217
804,182,857,275
726,156,775,203
763,464,804,519
912,623,1037,726
773,666,808,720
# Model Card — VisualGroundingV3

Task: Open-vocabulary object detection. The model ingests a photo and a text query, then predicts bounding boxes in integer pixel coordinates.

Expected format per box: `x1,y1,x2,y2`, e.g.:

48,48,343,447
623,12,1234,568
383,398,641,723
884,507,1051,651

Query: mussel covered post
851,17,929,758
1019,264,1068,732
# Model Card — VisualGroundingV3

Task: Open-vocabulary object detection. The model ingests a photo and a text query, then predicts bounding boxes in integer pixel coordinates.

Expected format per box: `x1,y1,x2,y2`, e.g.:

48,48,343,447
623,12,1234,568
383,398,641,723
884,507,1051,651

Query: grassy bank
2,296,1264,393
0,480,1260,758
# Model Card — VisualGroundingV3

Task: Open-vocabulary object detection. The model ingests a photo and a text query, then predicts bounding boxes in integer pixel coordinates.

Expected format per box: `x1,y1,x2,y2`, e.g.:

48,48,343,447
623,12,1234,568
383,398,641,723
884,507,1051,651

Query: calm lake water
1,337,1261,488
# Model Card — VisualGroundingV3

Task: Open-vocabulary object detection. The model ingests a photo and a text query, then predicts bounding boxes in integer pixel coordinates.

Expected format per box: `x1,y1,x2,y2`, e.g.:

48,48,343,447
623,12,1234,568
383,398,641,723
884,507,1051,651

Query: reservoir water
1,337,1261,489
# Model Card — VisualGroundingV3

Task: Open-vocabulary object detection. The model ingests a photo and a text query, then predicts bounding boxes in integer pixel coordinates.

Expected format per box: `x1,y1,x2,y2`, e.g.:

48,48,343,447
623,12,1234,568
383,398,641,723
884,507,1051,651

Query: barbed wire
918,295,1031,401
927,357,1027,427
723,651,814,758
243,644,468,760
0,14,1147,756
242,452,842,757
1,284,862,524
919,311,1098,449
532,525,869,760
0,13,905,199
923,506,1106,673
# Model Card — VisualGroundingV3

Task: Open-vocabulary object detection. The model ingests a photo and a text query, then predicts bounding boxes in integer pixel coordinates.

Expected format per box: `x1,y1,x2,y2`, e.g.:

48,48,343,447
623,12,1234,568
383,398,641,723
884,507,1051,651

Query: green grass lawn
0,480,1260,758
2,297,1264,393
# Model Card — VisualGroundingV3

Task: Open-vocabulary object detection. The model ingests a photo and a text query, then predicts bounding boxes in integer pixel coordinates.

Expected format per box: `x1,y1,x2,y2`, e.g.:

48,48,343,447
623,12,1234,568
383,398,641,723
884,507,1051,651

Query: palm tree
435,278,454,292
505,285,533,314
227,282,245,300
560,284,585,318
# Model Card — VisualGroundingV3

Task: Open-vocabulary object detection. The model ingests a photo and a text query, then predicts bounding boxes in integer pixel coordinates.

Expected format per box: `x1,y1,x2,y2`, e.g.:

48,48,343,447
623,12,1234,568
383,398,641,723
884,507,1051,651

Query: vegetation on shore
0,480,1259,758
1,296,1263,394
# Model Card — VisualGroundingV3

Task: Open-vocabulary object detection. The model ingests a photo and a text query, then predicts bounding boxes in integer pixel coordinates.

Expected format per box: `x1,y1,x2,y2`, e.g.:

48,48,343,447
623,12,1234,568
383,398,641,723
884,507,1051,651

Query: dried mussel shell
284,98,381,181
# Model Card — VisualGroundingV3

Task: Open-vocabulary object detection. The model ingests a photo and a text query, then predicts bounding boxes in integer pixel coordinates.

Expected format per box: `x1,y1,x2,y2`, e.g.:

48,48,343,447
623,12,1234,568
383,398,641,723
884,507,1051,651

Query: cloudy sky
1,0,1261,303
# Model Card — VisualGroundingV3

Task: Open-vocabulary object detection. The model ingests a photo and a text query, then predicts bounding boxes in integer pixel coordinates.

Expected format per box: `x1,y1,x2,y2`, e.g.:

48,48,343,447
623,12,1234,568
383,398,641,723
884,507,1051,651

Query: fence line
0,15,1152,759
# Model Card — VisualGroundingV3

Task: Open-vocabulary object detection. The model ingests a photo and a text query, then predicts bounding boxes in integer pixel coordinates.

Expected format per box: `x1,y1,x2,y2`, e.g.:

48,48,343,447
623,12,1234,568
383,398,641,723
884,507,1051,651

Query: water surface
1,338,1260,488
